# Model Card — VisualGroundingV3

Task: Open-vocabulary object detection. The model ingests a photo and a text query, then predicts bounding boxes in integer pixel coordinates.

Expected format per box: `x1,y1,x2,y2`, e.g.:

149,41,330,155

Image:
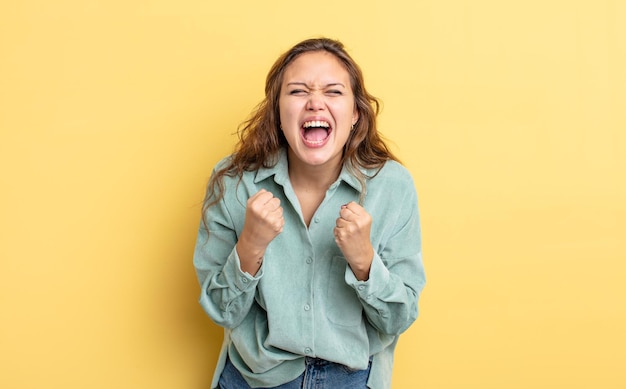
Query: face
279,51,359,171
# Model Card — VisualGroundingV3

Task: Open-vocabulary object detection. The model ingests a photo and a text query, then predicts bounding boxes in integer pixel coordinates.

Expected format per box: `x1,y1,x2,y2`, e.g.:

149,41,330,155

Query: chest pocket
325,256,364,326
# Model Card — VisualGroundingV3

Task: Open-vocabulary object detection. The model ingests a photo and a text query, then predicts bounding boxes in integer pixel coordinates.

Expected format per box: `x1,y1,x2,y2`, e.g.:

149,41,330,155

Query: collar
253,148,366,193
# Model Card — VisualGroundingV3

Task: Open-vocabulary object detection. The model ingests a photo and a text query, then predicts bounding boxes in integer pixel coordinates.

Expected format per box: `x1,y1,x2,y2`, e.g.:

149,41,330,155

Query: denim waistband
304,355,373,367
304,357,333,366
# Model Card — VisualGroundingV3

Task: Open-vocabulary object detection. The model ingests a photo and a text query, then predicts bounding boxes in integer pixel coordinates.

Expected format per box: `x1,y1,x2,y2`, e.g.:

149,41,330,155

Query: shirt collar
253,148,366,193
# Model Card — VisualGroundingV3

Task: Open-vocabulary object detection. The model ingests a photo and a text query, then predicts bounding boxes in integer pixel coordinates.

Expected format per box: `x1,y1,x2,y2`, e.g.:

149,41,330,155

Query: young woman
194,37,426,389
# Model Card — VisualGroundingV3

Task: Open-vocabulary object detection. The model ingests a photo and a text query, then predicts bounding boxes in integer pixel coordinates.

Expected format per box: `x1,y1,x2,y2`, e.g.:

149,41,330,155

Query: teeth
303,120,330,128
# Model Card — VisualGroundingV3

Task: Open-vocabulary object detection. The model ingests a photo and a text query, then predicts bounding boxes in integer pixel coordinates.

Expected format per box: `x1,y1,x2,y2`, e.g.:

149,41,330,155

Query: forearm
347,253,424,335
197,246,262,328
235,236,266,277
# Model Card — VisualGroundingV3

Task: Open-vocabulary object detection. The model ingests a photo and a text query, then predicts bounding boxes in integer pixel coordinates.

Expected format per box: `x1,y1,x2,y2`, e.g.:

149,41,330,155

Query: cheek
278,100,297,124
332,98,355,116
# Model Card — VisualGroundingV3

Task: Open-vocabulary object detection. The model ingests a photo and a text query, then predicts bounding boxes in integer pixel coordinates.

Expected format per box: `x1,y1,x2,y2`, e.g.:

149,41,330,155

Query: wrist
236,239,266,276
348,247,374,281
350,265,371,281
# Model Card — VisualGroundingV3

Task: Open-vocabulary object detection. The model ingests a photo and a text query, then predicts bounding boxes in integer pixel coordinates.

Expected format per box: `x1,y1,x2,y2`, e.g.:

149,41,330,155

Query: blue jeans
218,355,372,389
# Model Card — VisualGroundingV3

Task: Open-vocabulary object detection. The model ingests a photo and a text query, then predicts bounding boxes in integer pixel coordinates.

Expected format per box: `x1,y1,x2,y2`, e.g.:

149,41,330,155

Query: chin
304,151,342,167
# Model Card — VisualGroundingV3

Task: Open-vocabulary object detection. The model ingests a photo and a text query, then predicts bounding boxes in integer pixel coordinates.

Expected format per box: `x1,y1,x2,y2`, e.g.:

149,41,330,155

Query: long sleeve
345,170,425,335
345,249,424,335
193,191,263,329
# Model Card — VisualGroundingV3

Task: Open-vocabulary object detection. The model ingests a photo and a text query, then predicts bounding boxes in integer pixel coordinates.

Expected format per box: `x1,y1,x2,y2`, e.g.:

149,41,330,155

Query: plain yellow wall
1,0,625,388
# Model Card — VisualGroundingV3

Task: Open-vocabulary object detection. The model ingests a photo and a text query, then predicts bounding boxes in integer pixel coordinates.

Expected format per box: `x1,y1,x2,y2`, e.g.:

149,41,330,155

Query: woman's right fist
239,189,284,252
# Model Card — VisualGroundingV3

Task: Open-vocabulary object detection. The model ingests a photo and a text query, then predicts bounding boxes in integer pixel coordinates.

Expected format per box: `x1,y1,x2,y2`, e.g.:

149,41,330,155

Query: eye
326,90,343,96
289,89,307,96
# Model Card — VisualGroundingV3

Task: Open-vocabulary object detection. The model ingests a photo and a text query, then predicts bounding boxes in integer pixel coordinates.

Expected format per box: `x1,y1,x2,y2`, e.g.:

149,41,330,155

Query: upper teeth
303,121,330,128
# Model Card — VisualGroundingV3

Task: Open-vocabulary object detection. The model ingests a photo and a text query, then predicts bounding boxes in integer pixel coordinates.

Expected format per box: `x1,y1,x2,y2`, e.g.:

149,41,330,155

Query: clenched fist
236,189,284,275
334,202,374,281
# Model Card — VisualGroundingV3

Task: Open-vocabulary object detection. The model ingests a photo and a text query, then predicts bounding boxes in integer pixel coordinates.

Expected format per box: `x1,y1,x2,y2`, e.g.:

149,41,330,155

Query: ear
352,108,359,127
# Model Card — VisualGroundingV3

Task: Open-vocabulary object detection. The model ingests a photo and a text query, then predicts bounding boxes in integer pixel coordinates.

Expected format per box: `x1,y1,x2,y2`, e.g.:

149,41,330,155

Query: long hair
202,37,399,217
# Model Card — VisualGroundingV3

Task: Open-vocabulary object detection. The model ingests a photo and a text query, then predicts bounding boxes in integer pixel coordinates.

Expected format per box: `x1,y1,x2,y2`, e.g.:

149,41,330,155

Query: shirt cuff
225,247,264,292
344,253,390,299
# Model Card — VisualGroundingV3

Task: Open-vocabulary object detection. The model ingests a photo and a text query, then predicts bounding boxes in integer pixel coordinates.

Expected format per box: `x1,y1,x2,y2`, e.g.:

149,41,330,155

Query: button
304,347,312,354
304,304,310,311
241,277,248,283
314,217,320,223
357,285,365,291
306,257,313,264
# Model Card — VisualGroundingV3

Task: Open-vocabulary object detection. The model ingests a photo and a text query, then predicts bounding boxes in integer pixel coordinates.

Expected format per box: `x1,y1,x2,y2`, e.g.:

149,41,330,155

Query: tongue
304,128,328,141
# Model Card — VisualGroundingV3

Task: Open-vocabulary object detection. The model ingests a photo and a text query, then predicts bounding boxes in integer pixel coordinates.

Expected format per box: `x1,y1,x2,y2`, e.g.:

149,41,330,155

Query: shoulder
210,154,258,182
368,160,416,188
362,160,419,208
363,160,420,221
206,155,255,202
212,154,235,173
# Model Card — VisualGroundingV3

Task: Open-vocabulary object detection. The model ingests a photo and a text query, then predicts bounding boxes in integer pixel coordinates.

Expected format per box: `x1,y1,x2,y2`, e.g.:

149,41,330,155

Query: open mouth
301,120,332,146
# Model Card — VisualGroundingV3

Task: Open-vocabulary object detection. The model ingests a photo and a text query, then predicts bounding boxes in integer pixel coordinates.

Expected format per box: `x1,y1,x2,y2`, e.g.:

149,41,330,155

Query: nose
306,93,325,111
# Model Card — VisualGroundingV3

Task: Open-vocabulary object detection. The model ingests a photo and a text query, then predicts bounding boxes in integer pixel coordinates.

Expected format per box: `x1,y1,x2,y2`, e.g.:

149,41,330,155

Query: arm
193,195,260,329
346,250,425,335
193,186,284,329
341,188,426,335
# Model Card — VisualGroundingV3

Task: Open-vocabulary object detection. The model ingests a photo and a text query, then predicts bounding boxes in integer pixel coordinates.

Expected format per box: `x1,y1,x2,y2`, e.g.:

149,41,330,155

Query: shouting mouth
301,120,332,147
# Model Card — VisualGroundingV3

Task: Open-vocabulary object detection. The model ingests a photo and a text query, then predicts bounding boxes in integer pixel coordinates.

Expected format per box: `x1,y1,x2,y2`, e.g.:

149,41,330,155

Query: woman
194,37,426,389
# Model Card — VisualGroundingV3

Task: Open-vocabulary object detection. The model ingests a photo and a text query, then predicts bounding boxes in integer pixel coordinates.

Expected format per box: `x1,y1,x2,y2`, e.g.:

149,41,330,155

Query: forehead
282,51,351,85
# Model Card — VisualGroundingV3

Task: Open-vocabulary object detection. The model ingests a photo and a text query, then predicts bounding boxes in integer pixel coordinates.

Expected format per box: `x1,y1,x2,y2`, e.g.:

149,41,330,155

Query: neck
287,154,342,192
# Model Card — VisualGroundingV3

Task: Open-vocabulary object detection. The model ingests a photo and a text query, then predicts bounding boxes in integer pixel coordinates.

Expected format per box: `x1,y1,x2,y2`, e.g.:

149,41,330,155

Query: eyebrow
286,82,346,88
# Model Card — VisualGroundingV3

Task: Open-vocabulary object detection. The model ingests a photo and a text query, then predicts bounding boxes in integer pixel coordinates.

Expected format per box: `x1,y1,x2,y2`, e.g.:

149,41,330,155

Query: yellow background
1,0,625,388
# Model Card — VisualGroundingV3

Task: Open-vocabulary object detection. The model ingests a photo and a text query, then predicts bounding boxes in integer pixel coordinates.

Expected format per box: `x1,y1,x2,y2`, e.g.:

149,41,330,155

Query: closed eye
289,89,308,96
